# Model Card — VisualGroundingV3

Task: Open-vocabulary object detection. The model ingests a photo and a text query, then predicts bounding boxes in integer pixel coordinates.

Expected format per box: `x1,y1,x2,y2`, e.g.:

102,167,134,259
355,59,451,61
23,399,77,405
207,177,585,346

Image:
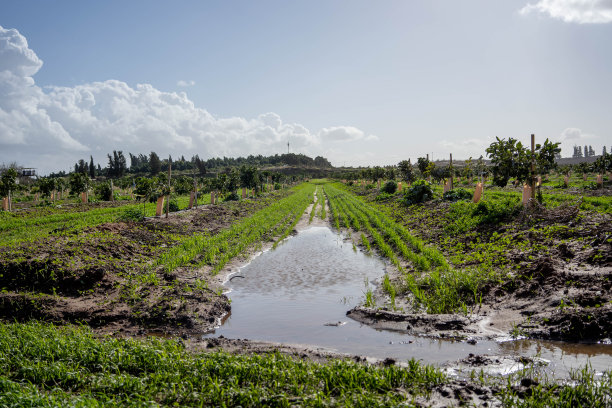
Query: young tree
69,172,90,196
0,168,18,200
239,165,258,190
485,137,561,188
37,177,56,198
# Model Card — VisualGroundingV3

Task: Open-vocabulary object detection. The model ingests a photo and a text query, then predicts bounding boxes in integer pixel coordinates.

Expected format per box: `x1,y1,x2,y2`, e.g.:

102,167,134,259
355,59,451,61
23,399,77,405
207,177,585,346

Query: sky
1,0,611,175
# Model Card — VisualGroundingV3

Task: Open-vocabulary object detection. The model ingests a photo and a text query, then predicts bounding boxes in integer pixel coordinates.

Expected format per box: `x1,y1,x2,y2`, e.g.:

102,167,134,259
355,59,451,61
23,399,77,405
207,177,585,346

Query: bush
223,191,240,202
118,207,144,222
94,182,113,201
365,184,375,190
471,198,520,225
381,180,397,194
402,180,433,206
274,183,281,190
168,200,180,212
375,192,395,202
443,188,472,202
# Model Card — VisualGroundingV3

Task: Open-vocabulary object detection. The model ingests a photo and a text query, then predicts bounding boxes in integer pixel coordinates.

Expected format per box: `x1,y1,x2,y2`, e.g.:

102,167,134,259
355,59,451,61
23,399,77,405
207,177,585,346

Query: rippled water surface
206,226,612,376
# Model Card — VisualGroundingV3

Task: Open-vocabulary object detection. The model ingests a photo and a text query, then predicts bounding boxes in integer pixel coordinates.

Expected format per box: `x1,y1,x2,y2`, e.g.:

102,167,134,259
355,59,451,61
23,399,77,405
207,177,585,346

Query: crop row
0,195,203,247
325,183,480,313
157,183,316,274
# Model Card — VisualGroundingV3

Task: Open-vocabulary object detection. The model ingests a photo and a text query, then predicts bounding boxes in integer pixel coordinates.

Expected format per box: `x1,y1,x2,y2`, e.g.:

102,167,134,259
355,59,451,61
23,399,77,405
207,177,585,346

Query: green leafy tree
37,177,56,198
0,168,18,198
239,165,259,190
417,157,430,177
68,172,90,196
397,160,416,183
486,137,560,188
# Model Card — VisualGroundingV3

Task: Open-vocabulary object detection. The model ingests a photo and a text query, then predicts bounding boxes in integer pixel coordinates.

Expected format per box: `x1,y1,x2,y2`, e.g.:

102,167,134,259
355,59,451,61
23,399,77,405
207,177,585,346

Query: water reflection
205,226,612,376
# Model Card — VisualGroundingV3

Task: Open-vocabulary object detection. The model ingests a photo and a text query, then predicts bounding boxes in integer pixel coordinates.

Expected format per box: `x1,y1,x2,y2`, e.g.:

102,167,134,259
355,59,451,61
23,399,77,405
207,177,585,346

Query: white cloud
318,126,378,142
0,26,376,174
520,0,612,23
176,80,195,87
560,127,595,141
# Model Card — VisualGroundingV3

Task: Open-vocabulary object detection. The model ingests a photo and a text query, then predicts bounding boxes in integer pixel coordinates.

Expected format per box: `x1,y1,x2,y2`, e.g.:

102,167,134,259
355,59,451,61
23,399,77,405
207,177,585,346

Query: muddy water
206,226,612,377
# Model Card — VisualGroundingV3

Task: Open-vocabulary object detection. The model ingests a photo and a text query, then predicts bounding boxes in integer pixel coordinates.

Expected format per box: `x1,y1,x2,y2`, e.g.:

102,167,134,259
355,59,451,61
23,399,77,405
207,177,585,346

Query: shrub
375,192,395,202
443,188,472,202
365,184,375,190
471,198,520,225
168,200,180,212
402,180,433,206
223,191,240,202
274,182,281,190
94,182,113,201
118,207,144,222
381,180,397,194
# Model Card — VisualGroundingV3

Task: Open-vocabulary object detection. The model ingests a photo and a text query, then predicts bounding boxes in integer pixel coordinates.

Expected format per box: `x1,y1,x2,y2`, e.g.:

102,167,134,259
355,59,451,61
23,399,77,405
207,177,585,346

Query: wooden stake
110,179,114,201
530,134,536,200
449,153,453,190
81,191,87,203
188,191,195,209
522,184,532,207
242,188,246,199
155,196,165,216
165,157,171,218
211,191,215,205
473,182,483,203
597,174,603,188
2,197,7,211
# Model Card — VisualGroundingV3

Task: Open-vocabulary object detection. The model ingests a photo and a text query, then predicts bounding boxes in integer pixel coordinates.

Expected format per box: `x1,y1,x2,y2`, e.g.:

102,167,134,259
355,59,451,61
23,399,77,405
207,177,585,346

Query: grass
325,182,482,314
0,195,208,247
0,321,447,407
156,183,316,274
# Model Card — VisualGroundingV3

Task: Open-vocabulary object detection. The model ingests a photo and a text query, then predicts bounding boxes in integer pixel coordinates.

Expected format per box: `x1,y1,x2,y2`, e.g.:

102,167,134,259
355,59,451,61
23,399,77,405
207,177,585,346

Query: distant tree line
64,152,333,179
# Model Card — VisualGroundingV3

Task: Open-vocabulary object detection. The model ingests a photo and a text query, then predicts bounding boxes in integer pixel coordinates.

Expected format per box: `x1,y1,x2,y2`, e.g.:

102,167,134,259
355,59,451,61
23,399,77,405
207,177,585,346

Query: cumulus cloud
176,80,195,87
520,0,612,23
318,126,379,142
560,127,595,140
0,25,376,173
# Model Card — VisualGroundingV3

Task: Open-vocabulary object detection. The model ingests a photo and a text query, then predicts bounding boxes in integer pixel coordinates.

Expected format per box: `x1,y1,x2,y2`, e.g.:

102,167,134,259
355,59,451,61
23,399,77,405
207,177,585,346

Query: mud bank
0,191,292,336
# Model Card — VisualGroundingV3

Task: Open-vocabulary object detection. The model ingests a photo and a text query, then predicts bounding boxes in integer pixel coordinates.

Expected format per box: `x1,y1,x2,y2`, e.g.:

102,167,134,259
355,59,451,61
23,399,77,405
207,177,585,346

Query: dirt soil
347,187,612,343
0,191,290,337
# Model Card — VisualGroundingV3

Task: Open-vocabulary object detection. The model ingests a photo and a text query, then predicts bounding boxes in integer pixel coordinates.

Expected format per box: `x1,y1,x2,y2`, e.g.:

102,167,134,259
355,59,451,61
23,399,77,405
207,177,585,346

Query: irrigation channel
205,191,612,379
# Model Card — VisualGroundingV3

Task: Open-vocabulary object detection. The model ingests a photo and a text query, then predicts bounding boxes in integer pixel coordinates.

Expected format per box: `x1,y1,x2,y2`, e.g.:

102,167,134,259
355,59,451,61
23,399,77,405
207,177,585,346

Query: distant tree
584,145,589,158
603,146,608,156
462,157,474,180
150,152,161,175
397,160,415,183
573,145,583,158
106,150,127,178
371,166,386,182
89,156,96,179
77,159,88,175
417,157,430,177
193,155,207,176
313,156,332,168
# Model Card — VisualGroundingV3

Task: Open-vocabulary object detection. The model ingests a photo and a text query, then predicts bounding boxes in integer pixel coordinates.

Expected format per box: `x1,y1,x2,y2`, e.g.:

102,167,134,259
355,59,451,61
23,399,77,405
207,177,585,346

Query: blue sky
1,0,611,173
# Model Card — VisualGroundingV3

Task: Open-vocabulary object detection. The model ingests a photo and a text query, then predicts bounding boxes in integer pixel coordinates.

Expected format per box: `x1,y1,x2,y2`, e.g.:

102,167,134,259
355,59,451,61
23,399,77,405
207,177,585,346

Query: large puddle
206,226,612,377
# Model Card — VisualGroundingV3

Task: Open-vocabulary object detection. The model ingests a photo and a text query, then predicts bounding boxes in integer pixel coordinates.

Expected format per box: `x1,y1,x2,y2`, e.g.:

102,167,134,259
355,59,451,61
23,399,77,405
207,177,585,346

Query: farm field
1,174,611,406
